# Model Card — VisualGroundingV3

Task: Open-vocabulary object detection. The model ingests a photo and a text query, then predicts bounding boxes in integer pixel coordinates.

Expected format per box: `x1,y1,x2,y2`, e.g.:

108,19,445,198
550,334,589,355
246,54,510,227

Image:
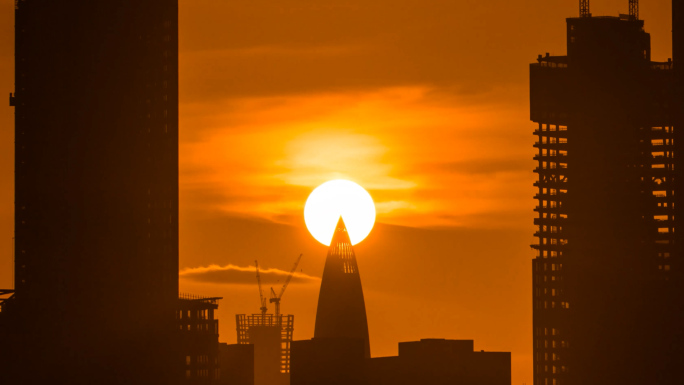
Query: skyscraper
313,217,371,358
529,1,683,384
0,1,179,384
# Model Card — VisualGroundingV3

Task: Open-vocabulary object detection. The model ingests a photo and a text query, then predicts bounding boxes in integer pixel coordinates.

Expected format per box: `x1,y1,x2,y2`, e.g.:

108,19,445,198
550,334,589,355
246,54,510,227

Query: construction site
530,1,684,384
235,255,302,385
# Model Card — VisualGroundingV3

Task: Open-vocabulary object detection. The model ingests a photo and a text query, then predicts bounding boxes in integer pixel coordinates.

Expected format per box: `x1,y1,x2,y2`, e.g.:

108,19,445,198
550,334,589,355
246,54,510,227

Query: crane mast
580,0,590,18
629,0,638,20
255,260,268,317
270,254,303,320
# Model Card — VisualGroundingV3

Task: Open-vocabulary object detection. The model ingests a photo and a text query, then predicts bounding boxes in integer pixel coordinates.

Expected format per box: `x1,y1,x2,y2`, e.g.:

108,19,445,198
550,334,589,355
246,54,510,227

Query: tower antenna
580,0,591,18
629,0,639,20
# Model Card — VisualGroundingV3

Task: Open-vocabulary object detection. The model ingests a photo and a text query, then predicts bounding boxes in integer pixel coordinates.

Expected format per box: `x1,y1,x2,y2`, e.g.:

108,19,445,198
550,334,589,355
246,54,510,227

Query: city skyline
0,2,679,384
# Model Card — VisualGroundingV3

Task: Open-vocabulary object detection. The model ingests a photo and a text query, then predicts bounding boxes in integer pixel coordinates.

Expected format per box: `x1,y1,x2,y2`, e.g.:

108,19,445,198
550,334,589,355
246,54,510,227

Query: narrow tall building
530,1,683,384
313,217,371,358
0,1,179,384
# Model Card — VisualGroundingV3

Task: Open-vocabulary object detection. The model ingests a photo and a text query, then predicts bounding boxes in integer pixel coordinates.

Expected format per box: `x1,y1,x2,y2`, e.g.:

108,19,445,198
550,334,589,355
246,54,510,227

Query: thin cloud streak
180,263,320,285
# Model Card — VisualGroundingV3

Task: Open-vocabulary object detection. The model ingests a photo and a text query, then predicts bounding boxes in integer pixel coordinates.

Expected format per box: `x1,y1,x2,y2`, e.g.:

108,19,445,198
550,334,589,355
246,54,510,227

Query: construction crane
629,0,638,21
255,260,268,317
269,254,303,320
580,0,590,18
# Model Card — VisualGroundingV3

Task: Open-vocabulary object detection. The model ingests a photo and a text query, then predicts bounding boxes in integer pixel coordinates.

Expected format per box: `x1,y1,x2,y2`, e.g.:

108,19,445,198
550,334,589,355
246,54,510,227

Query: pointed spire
314,216,371,358
330,216,352,246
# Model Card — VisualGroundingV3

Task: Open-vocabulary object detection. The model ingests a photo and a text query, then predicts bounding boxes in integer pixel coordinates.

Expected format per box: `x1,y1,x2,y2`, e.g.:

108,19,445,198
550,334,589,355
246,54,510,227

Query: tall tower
0,1,179,384
529,2,683,384
314,217,371,358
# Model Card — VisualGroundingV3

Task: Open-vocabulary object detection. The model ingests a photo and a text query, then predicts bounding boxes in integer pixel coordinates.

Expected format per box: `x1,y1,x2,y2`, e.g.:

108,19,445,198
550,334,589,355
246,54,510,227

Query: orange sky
0,1,675,383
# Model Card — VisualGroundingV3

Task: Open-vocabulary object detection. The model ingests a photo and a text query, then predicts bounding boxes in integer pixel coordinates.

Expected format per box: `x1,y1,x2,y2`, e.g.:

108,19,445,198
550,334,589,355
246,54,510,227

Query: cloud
179,263,320,285
419,159,531,176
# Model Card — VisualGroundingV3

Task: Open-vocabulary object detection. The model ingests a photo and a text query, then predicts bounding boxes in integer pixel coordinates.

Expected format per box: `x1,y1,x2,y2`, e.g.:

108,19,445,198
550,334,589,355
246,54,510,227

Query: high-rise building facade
313,217,371,358
530,2,684,384
0,1,180,383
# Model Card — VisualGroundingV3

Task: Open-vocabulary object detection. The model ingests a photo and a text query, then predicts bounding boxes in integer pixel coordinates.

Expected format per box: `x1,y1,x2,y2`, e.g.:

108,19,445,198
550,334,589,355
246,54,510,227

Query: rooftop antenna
580,0,591,18
629,0,639,20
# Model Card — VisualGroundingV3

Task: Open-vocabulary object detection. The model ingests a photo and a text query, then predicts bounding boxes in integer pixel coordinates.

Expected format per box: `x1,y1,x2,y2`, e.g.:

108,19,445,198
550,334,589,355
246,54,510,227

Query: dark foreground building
0,1,181,384
179,295,222,383
218,343,256,385
367,339,510,385
290,338,510,385
530,1,684,384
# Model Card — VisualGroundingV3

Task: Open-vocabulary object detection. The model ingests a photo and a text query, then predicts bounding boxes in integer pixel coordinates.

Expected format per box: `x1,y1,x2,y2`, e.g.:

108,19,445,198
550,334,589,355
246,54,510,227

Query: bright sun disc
304,180,376,246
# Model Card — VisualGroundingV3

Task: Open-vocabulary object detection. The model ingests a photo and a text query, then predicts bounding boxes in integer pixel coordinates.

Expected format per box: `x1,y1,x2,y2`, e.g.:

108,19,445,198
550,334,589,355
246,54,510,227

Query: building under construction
178,294,222,384
235,256,301,385
530,1,684,384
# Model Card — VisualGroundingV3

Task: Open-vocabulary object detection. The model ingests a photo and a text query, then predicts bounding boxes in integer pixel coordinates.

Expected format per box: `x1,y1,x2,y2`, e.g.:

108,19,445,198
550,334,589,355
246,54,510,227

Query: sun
304,180,376,246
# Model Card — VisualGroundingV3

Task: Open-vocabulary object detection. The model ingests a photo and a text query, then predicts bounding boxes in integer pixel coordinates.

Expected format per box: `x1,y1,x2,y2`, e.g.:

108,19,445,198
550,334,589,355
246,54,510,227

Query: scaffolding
236,313,294,374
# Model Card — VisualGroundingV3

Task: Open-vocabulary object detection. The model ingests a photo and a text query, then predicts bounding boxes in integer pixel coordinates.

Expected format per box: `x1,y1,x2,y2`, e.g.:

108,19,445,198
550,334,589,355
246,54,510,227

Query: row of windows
536,352,563,362
535,300,570,309
535,263,564,272
534,287,563,297
535,339,569,349
535,274,562,283
178,323,215,332
535,327,562,337
178,309,210,319
537,124,568,132
185,369,219,379
536,364,568,374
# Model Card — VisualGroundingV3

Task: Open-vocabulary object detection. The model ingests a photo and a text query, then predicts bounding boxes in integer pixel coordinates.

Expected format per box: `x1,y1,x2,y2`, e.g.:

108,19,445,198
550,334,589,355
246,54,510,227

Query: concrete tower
313,217,371,358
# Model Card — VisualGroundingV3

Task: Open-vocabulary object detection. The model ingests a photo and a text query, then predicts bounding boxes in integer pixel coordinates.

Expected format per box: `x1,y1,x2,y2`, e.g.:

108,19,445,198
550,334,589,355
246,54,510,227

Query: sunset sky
0,1,676,383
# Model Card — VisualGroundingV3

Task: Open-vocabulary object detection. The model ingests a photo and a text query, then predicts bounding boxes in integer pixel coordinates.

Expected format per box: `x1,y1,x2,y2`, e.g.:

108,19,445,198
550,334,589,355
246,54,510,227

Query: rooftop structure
529,1,684,384
313,217,371,358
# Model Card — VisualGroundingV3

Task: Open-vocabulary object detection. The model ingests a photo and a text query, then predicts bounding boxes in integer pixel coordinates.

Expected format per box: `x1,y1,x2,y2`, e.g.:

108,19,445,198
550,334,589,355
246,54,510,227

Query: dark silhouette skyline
290,228,511,385
0,1,682,384
530,1,684,384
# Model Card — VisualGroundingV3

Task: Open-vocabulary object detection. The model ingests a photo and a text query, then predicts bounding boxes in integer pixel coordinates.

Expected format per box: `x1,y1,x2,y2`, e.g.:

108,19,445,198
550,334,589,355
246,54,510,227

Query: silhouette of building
218,343,255,385
179,294,222,383
290,338,510,385
290,337,367,385
529,1,684,384
0,1,181,384
313,217,371,358
236,313,293,385
367,339,510,385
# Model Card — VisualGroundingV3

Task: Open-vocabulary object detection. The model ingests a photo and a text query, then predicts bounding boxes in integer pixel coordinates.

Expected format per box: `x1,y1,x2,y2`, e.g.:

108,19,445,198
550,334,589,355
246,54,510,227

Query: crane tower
236,255,302,385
